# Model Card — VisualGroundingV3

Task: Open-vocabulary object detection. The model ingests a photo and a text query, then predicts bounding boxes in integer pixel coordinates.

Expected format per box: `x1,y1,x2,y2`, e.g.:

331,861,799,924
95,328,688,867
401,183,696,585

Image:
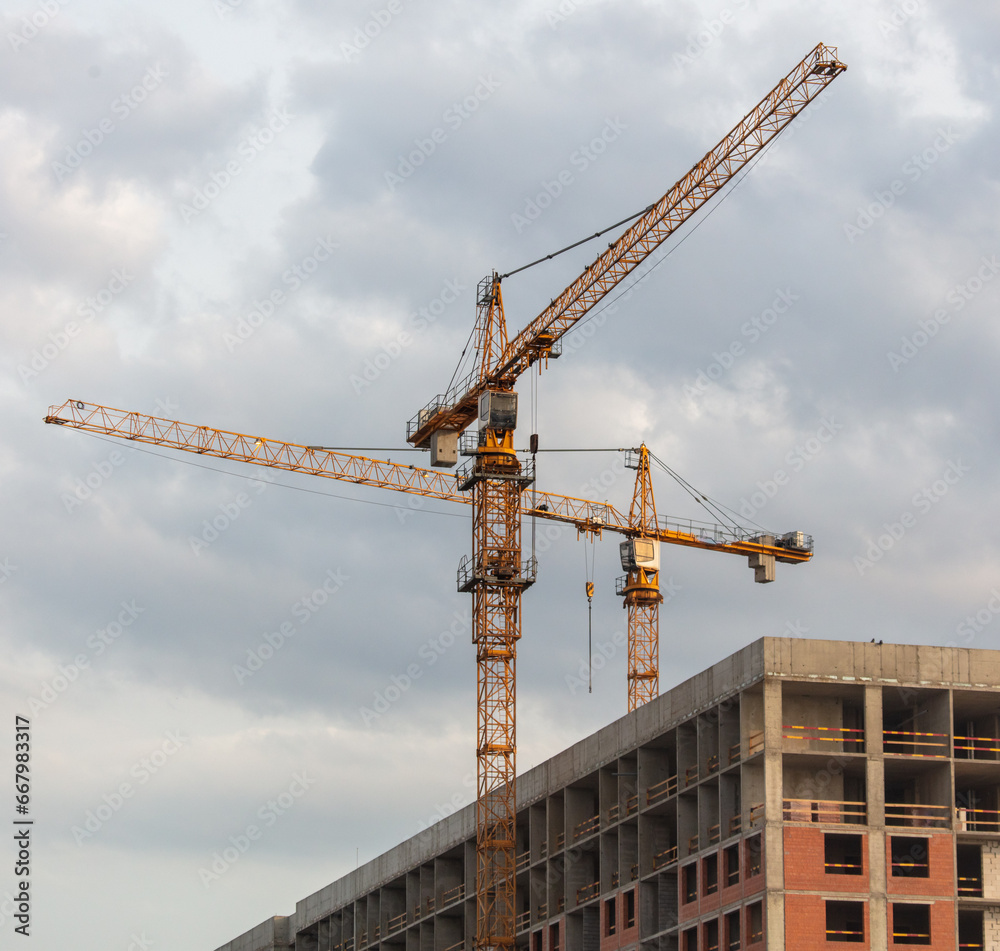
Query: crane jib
407,43,845,449
43,400,811,566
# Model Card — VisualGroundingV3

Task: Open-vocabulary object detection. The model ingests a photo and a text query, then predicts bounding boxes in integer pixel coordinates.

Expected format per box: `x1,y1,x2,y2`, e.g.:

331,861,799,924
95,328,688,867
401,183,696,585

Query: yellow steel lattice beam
44,400,812,567
407,43,846,448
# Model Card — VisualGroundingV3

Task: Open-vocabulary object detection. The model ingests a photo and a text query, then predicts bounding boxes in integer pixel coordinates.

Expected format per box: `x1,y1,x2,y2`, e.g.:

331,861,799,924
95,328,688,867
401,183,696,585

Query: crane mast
619,446,663,711
42,41,844,951
461,280,529,948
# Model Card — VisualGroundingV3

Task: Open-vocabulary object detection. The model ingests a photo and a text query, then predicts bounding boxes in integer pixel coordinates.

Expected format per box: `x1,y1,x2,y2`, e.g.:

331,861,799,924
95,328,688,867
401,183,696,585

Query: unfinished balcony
954,690,1000,761
884,762,952,830
782,758,867,826
882,688,951,759
782,683,866,755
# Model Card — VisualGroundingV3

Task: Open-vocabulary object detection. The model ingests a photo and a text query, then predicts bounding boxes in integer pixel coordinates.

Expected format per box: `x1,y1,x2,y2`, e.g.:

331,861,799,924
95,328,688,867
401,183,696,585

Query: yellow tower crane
44,42,844,951
402,44,843,949
618,445,663,711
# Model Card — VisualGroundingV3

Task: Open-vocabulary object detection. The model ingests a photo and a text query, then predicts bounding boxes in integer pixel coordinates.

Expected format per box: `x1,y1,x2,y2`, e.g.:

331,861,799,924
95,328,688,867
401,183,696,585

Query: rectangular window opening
703,853,719,896
892,903,931,945
958,844,984,897
824,833,863,876
745,833,762,879
703,918,719,951
683,863,698,904
959,909,985,949
604,896,616,936
725,844,740,886
826,900,864,943
625,889,635,929
746,901,763,945
890,837,929,878
725,909,741,951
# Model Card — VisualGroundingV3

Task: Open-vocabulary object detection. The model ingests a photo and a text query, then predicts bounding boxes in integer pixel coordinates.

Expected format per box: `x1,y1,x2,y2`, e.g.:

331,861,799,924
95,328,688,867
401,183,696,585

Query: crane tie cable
499,204,655,281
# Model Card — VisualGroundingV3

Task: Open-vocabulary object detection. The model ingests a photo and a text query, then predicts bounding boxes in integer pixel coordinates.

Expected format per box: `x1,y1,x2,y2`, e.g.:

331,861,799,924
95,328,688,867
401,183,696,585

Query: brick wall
597,888,639,951
885,832,953,897
783,827,869,893
785,894,869,950
887,898,954,950
678,837,765,922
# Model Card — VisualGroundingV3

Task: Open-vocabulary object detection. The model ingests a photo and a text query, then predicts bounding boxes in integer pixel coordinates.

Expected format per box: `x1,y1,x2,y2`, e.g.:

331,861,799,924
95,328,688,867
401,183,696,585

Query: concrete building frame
213,638,1000,951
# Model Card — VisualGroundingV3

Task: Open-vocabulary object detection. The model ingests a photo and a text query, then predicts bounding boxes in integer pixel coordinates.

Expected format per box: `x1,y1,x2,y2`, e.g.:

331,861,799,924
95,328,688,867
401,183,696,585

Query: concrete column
865,684,887,951
763,677,785,951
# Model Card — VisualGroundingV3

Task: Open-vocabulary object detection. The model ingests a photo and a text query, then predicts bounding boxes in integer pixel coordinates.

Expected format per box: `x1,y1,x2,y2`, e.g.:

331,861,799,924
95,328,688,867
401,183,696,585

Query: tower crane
44,42,844,951
619,445,663,712
403,42,843,950
605,442,793,712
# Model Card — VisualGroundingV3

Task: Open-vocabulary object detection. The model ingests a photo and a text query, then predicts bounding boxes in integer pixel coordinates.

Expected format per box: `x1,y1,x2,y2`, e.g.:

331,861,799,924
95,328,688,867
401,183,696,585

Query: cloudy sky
1,1,998,948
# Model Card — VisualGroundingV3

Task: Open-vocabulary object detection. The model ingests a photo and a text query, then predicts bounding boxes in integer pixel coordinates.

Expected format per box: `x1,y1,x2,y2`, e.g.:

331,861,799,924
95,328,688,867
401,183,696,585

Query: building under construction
213,637,1000,951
